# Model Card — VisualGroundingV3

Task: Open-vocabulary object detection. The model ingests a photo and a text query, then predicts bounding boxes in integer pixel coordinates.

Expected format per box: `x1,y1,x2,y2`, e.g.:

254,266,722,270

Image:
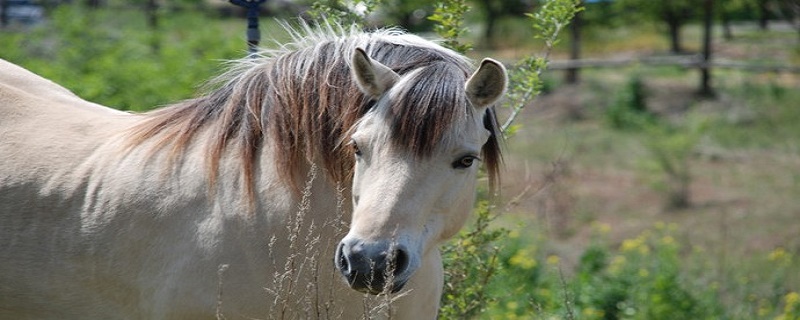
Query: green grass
707,78,800,151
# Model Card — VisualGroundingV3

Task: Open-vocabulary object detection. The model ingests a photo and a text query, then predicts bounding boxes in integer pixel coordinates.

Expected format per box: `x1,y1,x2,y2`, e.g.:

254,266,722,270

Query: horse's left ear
351,48,400,98
465,58,507,108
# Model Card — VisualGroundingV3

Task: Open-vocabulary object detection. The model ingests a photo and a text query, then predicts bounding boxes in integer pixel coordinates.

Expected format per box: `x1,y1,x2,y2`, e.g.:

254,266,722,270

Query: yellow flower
582,307,605,319
638,268,649,278
538,288,552,299
509,249,537,270
609,255,626,274
661,235,675,246
757,299,771,317
546,255,560,266
787,291,800,304
785,292,800,313
621,232,653,255
738,275,750,285
621,239,641,252
769,248,787,261
592,222,611,235
621,231,659,257
693,246,706,254
506,301,519,310
769,247,792,266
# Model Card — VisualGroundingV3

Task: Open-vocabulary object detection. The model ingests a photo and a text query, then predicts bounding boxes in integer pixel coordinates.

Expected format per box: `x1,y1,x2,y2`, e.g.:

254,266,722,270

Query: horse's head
334,48,507,294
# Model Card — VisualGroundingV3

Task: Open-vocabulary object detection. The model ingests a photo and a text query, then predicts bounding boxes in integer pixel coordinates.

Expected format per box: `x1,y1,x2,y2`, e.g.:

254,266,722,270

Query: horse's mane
126,24,502,202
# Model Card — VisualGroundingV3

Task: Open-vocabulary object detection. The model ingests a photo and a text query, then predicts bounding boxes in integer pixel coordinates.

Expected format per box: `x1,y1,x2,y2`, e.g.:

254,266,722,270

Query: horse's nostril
335,242,351,276
391,247,409,278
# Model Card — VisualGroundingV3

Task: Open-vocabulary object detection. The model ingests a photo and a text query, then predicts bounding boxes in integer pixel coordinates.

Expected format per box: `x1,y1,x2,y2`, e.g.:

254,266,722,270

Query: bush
638,116,707,210
604,74,656,131
440,201,507,319
472,223,717,319
573,224,719,319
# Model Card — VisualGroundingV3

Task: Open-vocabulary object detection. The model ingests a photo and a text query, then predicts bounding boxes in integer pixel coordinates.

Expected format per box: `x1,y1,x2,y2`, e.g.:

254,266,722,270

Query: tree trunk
84,0,102,9
1,0,8,28
565,6,582,84
146,0,158,29
777,0,800,42
699,0,715,98
758,0,769,30
483,10,498,49
721,5,733,40
397,12,413,31
477,0,500,49
145,0,160,53
663,7,684,53
668,20,683,53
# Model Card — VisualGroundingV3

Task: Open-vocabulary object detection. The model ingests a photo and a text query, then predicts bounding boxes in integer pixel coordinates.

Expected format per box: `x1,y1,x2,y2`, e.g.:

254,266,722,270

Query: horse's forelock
386,62,468,157
380,61,503,191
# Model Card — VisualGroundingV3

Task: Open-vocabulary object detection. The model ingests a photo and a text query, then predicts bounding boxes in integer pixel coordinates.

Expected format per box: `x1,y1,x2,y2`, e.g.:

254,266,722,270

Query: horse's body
0,26,506,319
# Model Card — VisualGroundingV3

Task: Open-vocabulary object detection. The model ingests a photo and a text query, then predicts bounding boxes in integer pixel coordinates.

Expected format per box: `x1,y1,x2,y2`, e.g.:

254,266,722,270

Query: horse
0,24,506,319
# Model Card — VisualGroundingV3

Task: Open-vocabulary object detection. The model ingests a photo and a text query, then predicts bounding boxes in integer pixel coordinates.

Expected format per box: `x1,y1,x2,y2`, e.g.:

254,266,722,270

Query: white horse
0,25,506,319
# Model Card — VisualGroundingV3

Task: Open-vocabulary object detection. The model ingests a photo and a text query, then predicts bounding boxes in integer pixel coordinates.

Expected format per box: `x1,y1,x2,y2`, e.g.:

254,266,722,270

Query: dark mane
126,27,502,201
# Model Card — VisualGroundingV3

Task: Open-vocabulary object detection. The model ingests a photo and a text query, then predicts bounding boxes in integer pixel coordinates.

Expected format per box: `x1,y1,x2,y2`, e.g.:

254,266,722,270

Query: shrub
604,74,656,130
570,224,723,320
440,201,507,319
638,116,707,210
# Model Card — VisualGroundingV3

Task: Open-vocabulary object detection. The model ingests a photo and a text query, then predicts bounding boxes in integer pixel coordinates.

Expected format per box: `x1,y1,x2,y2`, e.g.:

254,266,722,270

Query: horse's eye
351,140,362,157
453,155,479,169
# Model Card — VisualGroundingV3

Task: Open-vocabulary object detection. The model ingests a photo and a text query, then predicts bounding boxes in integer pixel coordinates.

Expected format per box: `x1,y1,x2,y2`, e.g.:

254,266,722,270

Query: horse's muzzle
334,238,411,295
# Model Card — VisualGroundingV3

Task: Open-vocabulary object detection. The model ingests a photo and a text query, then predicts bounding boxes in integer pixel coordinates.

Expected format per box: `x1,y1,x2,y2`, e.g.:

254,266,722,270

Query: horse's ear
465,58,507,108
351,48,400,98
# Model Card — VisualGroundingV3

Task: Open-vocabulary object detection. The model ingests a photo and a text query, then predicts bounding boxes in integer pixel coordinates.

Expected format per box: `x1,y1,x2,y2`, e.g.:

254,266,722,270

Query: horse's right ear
351,48,400,98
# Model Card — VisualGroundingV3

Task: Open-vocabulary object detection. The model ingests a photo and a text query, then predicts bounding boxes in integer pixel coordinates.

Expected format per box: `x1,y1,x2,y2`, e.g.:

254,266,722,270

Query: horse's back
0,59,126,117
0,59,133,179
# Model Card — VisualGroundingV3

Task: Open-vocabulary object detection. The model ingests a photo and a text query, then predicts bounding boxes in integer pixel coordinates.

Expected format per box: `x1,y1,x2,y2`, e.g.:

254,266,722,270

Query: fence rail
546,55,800,74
